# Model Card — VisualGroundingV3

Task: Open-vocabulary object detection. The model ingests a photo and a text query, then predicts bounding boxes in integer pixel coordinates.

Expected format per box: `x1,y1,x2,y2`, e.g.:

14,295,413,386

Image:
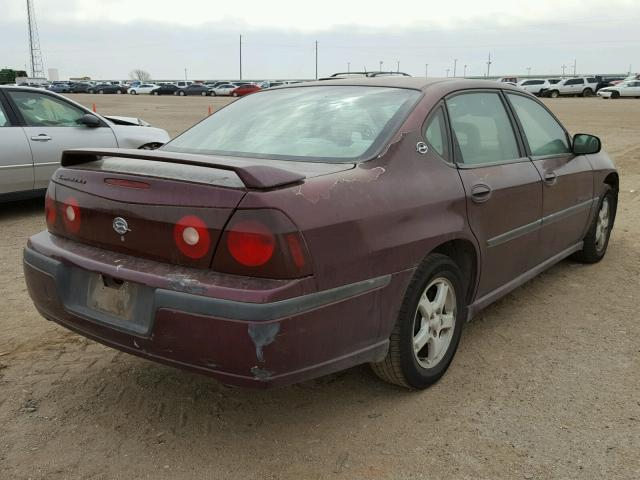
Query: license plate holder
86,274,139,321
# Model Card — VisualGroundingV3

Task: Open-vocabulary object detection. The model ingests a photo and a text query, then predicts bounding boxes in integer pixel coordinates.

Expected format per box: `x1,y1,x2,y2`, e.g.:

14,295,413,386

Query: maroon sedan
24,78,618,389
230,84,261,97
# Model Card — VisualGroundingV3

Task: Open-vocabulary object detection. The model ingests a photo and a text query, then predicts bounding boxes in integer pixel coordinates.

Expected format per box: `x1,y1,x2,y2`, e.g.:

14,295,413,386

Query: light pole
315,40,318,80
453,59,458,77
486,52,492,77
184,68,187,81
526,66,531,77
396,60,400,73
446,68,450,78
573,59,577,76
347,62,350,74
463,64,467,78
379,60,383,71
561,64,567,78
425,64,429,79
239,34,243,80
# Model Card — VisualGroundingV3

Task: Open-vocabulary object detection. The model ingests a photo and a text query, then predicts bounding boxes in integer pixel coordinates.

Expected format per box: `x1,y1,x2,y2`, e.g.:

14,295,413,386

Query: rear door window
446,92,520,165
506,93,570,157
423,107,449,160
0,102,11,127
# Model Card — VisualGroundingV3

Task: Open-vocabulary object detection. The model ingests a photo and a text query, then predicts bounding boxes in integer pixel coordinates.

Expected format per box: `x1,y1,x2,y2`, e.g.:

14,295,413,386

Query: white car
517,79,550,96
544,77,599,98
128,83,160,95
209,83,237,96
0,86,170,200
597,80,640,99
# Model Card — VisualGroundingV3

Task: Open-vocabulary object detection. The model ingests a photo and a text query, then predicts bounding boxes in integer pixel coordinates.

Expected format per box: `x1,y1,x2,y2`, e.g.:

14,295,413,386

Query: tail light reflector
173,215,211,259
213,209,312,279
45,194,57,227
62,197,81,233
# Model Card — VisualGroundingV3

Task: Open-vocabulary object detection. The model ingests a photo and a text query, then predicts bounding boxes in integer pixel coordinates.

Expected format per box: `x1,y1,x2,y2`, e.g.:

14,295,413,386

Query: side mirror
573,134,601,155
78,113,101,128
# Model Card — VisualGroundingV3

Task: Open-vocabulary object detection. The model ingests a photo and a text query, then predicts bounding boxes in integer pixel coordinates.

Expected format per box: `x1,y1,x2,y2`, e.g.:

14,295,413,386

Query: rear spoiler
61,148,306,190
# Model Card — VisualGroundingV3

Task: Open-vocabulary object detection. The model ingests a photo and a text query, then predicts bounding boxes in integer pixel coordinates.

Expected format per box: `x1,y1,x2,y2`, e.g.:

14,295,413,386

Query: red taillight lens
173,215,211,259
227,220,276,267
213,209,312,279
45,194,57,227
62,197,81,233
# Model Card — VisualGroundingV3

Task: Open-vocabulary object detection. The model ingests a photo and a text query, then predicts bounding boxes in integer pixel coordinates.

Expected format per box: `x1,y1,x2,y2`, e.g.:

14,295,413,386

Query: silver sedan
0,86,170,201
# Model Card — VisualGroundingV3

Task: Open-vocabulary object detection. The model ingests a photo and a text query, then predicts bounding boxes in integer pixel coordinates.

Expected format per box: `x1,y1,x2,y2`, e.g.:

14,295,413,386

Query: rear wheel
612,91,620,99
572,188,615,263
550,90,559,98
98,90,104,94
371,254,465,389
153,91,159,95
232,92,239,97
582,88,593,97
201,91,207,96
116,90,122,94
179,91,185,96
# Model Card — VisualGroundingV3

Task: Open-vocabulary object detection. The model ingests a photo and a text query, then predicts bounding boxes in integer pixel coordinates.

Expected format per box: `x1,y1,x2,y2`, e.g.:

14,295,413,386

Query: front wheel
371,253,466,389
550,90,559,98
232,92,239,97
611,91,620,99
179,91,185,96
572,189,616,263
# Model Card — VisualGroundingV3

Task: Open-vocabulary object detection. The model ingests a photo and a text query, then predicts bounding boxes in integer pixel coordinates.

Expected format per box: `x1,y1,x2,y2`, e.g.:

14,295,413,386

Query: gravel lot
0,94,638,480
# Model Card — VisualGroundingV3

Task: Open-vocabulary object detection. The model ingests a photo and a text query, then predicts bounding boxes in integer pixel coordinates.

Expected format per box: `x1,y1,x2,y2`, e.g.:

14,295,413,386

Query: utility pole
573,59,577,76
315,40,318,80
184,68,187,81
446,68,450,78
347,62,350,74
463,64,467,78
396,60,400,73
379,60,383,71
425,64,428,79
239,34,242,80
486,52,492,77
526,66,531,77
561,64,567,78
453,59,458,77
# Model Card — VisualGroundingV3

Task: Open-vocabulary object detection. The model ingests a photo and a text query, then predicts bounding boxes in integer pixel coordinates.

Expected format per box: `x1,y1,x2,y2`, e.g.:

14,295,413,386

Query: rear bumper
24,232,400,388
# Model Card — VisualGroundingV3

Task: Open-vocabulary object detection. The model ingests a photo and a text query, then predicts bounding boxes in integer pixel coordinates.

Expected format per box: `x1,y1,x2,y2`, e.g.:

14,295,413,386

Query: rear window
163,86,421,162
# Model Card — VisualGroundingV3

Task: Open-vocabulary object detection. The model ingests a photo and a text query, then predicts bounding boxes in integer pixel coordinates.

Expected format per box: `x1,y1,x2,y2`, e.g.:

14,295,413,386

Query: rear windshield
163,86,420,162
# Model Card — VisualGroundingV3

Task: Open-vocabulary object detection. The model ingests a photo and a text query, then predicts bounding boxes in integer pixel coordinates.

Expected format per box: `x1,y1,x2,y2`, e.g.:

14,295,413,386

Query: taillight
62,197,81,233
173,215,211,259
227,220,275,267
213,209,312,279
45,193,57,227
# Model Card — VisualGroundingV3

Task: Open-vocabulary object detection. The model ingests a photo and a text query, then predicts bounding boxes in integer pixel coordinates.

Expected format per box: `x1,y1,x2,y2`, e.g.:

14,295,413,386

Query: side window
446,92,520,165
7,91,85,127
0,102,11,127
423,107,448,159
507,93,570,157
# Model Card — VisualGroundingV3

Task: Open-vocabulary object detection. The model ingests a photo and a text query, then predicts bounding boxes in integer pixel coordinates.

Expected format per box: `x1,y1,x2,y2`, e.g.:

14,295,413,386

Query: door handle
543,171,557,185
31,134,52,142
470,184,492,203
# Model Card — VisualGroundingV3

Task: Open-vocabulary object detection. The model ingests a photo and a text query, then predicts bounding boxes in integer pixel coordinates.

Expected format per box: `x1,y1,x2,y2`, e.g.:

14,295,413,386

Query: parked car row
515,75,640,99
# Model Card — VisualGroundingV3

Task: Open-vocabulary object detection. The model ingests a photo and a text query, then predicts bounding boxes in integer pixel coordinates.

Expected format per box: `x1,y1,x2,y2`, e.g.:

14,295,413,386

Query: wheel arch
430,238,479,305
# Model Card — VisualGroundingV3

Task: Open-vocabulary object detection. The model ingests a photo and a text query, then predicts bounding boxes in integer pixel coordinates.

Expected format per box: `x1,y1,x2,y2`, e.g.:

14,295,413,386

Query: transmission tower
27,0,45,78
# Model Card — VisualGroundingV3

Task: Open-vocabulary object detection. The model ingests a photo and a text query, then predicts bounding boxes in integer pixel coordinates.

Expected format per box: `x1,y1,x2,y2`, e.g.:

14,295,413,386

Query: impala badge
113,217,131,236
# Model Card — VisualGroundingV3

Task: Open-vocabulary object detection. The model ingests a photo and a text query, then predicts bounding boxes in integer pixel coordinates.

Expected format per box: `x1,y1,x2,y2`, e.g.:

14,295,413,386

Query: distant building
48,68,59,81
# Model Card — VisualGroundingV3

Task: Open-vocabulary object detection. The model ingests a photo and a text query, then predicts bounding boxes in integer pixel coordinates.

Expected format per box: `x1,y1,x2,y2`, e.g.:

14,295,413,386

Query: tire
611,91,620,99
232,92,239,97
582,88,593,97
131,90,137,95
201,91,207,96
116,90,122,94
550,90,559,98
211,91,217,96
153,91,158,95
572,187,616,263
179,91,185,96
98,90,104,94
370,253,466,389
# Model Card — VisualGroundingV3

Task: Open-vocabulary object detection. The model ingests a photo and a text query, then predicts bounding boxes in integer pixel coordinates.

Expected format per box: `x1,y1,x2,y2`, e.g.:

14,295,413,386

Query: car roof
275,77,524,95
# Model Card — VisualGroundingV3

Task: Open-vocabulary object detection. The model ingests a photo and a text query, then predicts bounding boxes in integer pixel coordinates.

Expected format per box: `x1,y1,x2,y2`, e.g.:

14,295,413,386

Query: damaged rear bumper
24,232,393,388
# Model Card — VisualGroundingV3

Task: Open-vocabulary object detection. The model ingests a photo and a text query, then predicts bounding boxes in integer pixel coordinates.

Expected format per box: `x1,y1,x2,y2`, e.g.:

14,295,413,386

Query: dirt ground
0,94,638,480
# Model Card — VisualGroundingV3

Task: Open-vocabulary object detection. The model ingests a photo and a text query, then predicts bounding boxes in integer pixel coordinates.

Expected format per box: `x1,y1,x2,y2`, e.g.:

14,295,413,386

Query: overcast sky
2,0,639,80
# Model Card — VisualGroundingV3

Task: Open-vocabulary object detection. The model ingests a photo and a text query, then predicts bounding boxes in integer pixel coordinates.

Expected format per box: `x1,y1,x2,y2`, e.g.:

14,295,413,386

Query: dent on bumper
23,235,395,388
